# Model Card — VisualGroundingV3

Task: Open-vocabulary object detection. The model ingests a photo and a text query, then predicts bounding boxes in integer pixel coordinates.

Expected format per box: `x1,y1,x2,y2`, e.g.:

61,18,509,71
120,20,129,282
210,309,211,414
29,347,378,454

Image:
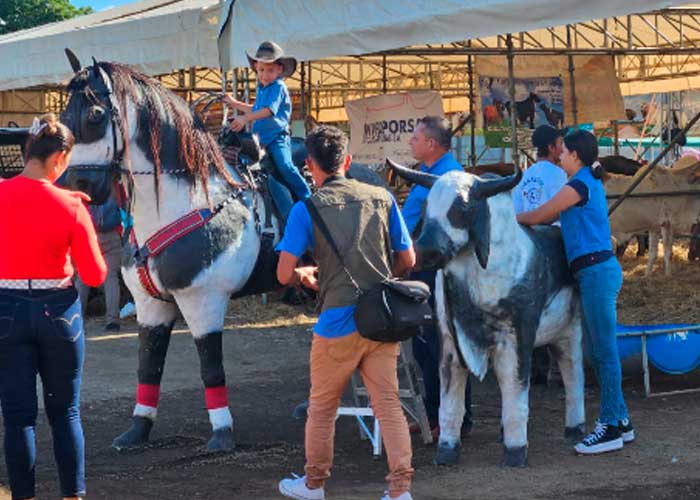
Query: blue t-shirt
560,166,613,263
402,151,463,234
252,79,291,146
276,195,412,338
512,160,568,214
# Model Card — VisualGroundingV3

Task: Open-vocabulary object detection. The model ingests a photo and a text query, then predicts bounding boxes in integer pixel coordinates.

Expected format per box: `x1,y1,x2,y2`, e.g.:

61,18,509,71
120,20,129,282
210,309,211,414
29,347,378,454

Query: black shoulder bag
304,200,434,342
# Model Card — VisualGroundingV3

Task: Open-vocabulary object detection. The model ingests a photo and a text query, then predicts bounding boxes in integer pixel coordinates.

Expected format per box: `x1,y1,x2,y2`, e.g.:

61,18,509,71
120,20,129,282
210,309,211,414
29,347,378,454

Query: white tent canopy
0,0,220,91
218,0,683,69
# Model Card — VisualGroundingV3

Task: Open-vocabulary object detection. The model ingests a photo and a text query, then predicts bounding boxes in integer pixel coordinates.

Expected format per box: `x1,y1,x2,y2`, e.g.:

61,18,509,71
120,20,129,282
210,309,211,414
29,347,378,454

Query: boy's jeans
266,133,311,201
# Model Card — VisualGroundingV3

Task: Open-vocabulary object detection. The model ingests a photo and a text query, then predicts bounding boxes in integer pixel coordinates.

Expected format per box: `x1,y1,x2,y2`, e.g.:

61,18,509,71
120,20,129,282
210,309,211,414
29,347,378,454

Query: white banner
345,91,445,167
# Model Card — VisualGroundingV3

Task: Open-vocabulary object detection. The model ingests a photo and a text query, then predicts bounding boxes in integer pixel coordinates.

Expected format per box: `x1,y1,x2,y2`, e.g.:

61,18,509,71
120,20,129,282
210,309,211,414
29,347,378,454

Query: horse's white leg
174,288,234,451
493,335,530,467
645,232,659,277
112,280,178,450
661,224,673,276
552,320,586,441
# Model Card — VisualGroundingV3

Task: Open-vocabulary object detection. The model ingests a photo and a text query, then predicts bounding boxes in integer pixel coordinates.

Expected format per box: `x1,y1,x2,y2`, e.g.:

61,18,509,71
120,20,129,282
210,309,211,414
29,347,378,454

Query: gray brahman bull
388,159,585,468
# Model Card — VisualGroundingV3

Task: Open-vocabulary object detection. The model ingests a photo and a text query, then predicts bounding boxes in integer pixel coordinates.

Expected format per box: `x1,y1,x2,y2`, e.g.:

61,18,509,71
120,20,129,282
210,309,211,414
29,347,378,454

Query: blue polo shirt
276,195,412,338
252,78,291,146
401,151,463,235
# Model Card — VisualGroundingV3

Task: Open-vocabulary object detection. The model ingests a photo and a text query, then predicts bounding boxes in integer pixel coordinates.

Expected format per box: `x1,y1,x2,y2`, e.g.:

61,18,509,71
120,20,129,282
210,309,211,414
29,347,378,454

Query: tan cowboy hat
246,41,298,79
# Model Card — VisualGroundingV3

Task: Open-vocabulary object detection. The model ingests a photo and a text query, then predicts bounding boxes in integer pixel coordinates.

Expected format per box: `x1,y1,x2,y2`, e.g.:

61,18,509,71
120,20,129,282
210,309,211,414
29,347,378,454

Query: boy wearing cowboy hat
225,41,311,201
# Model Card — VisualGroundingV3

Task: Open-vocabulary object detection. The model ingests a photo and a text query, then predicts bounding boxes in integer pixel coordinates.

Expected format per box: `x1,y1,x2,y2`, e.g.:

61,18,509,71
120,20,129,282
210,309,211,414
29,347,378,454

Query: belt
570,250,614,274
0,278,73,290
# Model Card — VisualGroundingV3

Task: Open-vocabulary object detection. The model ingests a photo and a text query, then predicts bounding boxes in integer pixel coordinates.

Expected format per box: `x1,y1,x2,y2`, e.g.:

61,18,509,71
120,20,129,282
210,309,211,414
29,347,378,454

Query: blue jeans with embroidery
266,133,311,201
0,288,86,499
575,257,629,425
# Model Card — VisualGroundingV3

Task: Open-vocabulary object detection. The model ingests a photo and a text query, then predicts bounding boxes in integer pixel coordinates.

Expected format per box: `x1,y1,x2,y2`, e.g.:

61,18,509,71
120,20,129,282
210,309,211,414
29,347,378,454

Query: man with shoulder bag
276,126,418,500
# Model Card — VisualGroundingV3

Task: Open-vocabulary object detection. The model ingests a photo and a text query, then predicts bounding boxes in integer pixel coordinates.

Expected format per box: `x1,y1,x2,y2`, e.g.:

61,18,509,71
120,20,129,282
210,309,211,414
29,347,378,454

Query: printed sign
345,91,445,167
480,76,564,147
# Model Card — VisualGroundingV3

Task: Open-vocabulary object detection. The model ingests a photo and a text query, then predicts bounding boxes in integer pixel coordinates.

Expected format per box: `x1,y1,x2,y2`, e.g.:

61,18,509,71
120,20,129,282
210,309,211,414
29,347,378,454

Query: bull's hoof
565,423,586,441
501,445,528,468
112,416,153,451
207,427,235,452
434,442,460,466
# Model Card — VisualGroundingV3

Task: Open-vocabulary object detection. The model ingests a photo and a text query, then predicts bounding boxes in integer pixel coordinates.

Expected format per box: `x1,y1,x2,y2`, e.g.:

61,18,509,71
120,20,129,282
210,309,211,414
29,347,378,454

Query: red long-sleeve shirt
0,176,107,286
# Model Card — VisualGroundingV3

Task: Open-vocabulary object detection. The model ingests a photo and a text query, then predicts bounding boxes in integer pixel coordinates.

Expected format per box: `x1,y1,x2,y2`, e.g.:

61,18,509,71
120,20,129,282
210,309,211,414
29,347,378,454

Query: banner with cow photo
480,76,564,148
345,91,445,168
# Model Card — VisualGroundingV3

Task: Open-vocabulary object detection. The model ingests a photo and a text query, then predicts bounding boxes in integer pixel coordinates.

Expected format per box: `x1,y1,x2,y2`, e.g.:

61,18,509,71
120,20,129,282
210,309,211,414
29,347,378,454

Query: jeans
410,270,472,426
76,230,122,324
266,134,311,201
0,288,86,499
305,333,413,497
575,257,629,425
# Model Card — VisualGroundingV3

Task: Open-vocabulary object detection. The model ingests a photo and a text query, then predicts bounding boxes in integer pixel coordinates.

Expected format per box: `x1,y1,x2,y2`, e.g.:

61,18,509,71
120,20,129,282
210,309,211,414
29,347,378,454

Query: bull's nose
417,248,446,271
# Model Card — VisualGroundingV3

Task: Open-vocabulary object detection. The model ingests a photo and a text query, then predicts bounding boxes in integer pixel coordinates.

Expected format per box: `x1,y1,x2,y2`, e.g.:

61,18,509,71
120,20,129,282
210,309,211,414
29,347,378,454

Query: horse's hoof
112,416,153,451
565,423,586,441
501,445,528,468
434,442,460,466
207,427,235,452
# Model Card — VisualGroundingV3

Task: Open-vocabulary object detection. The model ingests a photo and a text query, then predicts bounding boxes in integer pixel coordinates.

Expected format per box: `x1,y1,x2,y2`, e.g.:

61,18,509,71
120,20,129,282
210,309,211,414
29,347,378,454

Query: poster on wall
345,91,445,168
480,76,564,147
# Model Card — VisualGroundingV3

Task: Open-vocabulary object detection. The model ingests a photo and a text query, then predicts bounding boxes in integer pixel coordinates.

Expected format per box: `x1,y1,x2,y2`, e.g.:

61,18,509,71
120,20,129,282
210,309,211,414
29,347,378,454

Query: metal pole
221,69,229,124
608,108,700,215
566,26,579,126
613,120,619,155
506,34,519,166
382,55,388,94
468,48,476,166
300,62,306,125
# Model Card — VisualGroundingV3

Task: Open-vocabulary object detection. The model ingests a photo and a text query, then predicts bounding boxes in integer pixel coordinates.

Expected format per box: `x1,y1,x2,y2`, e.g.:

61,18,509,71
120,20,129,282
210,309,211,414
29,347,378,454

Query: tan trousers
305,332,414,497
76,230,122,324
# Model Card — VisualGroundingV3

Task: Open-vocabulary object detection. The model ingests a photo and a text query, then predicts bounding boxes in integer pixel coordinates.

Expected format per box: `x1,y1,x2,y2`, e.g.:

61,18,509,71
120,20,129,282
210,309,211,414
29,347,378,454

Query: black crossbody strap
304,199,362,293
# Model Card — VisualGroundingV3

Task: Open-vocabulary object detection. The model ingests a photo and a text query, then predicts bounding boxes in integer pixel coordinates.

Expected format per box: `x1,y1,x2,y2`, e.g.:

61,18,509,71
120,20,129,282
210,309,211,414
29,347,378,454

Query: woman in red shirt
0,114,106,500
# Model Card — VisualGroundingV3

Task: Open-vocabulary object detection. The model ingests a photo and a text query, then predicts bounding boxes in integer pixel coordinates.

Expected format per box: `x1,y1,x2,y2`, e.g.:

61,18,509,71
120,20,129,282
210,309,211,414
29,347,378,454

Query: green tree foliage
0,0,94,35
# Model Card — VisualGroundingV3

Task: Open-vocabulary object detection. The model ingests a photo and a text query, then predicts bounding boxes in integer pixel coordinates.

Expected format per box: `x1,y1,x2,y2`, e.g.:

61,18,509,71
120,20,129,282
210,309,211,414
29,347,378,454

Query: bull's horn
472,164,523,199
385,157,438,188
65,48,82,73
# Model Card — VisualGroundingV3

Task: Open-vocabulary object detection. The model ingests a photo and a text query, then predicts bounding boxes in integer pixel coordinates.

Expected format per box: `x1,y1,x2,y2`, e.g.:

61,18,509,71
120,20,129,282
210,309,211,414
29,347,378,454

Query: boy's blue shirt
252,78,291,146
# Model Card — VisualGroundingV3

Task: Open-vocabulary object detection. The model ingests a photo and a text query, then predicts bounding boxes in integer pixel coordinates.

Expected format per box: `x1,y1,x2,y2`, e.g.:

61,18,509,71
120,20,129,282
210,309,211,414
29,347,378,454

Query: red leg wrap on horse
205,386,228,409
137,383,161,408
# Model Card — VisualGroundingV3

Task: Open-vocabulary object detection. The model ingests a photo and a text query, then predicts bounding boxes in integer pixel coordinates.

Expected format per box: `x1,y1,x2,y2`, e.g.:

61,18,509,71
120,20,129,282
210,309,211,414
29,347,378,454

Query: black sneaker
105,322,121,332
574,422,623,455
619,418,635,443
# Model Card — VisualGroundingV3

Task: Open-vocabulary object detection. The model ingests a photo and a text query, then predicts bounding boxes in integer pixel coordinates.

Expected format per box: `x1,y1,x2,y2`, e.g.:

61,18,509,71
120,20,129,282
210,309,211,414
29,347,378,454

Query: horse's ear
65,48,82,73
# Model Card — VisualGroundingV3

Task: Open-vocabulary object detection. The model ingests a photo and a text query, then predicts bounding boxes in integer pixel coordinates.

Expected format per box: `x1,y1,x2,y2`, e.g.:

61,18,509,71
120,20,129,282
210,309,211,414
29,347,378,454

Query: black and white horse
60,54,283,451
389,160,585,468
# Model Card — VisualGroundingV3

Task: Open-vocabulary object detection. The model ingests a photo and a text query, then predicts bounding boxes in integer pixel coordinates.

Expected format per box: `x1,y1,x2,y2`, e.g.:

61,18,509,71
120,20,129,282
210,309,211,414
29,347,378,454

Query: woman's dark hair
563,130,604,179
305,125,348,174
24,113,75,163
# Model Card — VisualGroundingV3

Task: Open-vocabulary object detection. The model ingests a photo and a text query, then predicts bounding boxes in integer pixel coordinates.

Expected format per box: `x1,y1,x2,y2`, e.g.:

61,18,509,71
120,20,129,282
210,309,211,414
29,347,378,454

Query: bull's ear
469,201,490,269
447,194,491,269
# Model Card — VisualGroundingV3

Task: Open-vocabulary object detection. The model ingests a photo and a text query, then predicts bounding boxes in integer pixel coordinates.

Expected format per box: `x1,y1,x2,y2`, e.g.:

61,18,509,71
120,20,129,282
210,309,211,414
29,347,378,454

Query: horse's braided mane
99,62,239,203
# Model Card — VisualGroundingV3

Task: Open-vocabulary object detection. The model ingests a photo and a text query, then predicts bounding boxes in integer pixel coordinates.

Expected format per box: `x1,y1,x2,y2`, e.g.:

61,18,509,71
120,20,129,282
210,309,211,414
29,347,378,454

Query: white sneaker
380,492,413,500
279,474,325,500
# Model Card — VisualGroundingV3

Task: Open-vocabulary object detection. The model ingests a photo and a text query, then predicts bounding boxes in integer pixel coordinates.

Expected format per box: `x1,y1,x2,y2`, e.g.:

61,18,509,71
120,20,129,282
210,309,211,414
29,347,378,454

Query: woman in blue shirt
517,130,634,455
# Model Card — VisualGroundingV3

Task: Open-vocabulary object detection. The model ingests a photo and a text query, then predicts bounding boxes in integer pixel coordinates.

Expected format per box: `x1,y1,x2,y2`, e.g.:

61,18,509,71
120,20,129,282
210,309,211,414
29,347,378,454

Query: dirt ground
1,255,700,500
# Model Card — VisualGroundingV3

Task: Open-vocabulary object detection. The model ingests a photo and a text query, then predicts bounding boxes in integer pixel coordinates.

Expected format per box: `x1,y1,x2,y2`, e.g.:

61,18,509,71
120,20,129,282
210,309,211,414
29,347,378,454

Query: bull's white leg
493,335,529,467
112,279,179,450
553,322,586,440
174,288,234,451
661,224,673,276
434,318,468,466
645,232,659,277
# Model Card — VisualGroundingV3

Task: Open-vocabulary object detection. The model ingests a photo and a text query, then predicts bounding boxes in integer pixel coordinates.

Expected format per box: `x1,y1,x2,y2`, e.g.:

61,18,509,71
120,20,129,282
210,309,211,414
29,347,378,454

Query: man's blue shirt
401,151,463,234
276,195,412,338
252,78,291,146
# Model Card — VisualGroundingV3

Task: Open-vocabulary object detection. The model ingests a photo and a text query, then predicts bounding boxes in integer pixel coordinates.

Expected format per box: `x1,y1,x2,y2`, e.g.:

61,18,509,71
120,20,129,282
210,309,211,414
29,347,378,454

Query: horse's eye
87,106,106,124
